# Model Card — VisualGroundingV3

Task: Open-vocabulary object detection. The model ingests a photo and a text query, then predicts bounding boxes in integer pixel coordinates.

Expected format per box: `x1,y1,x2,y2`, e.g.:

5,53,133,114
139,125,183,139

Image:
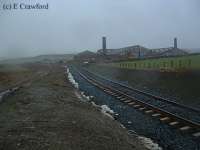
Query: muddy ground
0,62,147,150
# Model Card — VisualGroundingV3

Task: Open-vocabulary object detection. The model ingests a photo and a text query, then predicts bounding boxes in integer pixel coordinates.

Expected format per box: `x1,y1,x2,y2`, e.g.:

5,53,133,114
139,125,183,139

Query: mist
0,0,200,58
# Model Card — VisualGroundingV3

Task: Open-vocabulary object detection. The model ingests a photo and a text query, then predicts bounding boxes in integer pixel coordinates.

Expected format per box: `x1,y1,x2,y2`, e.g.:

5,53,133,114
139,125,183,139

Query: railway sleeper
192,131,200,137
169,121,179,126
124,100,132,103
133,104,141,108
152,113,161,117
145,110,154,114
103,89,110,92
179,126,192,131
160,117,171,122
105,90,113,94
104,89,111,93
120,98,127,101
117,96,123,99
139,107,146,111
128,102,135,105
168,122,197,134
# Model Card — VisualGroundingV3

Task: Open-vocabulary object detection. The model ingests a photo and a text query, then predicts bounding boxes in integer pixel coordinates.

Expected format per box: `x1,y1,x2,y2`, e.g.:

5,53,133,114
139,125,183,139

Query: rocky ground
0,62,147,150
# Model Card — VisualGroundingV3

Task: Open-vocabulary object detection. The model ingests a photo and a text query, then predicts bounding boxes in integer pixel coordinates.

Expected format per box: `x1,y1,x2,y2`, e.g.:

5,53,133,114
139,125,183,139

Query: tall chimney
174,37,177,49
102,36,106,51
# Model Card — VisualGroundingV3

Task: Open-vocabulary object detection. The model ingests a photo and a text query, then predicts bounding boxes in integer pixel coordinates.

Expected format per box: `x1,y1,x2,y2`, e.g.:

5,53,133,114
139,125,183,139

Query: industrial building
74,37,188,62
97,37,188,59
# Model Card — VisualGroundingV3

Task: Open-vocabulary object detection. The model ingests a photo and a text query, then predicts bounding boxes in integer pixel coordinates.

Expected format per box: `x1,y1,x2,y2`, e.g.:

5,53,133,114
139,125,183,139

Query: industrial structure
97,37,188,59
102,36,107,54
174,37,178,49
74,37,191,66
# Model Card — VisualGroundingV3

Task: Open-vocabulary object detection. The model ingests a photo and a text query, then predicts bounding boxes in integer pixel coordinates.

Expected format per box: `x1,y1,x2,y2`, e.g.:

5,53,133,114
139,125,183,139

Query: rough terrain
0,62,147,150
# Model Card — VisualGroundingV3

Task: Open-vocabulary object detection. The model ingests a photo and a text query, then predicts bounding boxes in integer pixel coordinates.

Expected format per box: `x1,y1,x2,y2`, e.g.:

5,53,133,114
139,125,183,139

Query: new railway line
71,67,200,138
0,71,49,103
0,79,31,102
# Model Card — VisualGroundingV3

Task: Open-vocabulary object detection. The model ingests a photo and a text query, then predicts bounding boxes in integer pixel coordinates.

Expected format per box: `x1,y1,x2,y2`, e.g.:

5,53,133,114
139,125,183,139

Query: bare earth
0,63,147,150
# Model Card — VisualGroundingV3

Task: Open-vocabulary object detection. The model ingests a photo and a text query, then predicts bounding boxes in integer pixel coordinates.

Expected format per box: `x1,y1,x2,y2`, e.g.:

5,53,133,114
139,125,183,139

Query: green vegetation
108,54,200,72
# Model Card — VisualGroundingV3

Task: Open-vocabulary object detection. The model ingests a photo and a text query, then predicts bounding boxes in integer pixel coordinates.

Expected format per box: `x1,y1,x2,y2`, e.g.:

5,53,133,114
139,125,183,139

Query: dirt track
0,63,147,150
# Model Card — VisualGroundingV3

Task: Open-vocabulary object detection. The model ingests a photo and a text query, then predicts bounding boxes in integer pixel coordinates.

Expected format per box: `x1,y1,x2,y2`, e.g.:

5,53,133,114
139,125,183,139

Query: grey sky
0,0,200,58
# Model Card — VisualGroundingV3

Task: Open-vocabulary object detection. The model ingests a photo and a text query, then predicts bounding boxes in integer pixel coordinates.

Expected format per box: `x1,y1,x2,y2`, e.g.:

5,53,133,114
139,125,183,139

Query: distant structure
74,50,96,62
97,45,149,59
98,36,149,58
95,37,188,61
174,37,178,49
102,36,107,53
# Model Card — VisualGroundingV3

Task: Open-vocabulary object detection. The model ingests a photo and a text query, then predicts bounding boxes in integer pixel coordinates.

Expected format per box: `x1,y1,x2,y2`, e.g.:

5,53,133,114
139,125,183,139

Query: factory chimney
102,36,107,52
174,37,177,49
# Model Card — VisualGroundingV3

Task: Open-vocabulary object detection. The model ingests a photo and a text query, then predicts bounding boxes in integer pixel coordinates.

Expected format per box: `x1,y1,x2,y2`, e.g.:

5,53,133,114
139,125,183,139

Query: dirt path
0,63,147,150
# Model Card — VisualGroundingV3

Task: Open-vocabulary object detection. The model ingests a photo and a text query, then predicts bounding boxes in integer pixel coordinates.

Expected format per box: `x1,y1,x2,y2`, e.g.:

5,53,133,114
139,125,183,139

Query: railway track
72,67,200,138
80,68,200,123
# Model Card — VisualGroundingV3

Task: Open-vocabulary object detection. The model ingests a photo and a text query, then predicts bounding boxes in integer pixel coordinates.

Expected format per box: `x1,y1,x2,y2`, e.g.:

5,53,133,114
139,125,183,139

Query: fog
0,0,200,58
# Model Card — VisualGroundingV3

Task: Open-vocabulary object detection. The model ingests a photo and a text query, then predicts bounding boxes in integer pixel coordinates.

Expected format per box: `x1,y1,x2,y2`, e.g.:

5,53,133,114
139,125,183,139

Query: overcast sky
0,0,200,58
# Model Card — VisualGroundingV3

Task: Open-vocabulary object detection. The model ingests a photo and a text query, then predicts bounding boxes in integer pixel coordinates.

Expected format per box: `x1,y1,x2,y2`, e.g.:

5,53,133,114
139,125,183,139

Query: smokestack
102,36,106,51
174,37,177,49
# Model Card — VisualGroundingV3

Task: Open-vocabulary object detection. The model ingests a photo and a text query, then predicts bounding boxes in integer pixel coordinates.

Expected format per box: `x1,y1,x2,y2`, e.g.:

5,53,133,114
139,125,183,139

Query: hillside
0,54,74,64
